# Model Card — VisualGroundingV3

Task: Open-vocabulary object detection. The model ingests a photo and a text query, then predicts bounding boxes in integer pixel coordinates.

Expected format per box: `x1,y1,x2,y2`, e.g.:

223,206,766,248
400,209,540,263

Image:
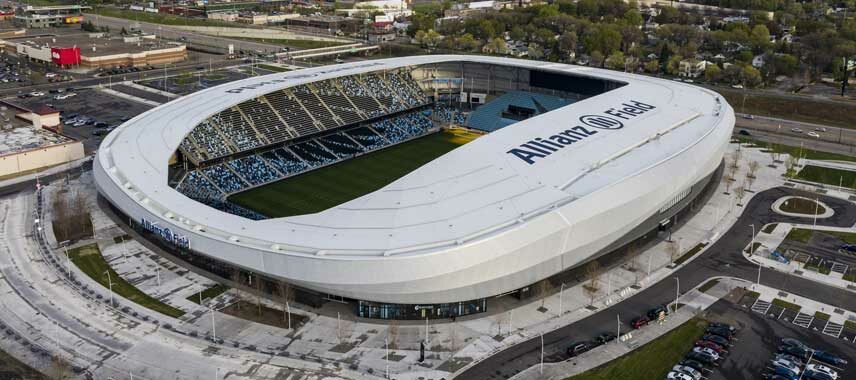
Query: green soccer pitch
228,129,481,218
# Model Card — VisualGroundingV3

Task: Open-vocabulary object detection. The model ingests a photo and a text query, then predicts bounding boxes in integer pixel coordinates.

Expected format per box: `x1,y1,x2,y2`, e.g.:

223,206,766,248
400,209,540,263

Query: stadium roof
98,55,729,257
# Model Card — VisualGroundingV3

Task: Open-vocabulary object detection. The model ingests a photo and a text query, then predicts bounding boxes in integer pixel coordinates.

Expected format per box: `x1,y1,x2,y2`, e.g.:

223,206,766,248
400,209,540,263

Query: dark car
777,345,811,360
738,129,751,136
594,333,616,345
705,326,734,340
708,322,736,333
694,340,726,354
702,334,730,347
775,353,805,367
566,341,592,357
812,350,848,366
780,338,808,350
768,366,799,380
802,370,834,380
684,352,715,365
763,374,795,380
631,316,650,329
841,244,856,254
679,359,705,372
94,122,109,129
646,305,669,320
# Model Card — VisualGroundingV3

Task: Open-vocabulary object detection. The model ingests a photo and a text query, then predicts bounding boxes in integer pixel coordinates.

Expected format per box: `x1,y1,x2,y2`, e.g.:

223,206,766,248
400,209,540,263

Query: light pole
756,260,762,288
673,277,680,313
210,305,216,342
63,246,70,277
749,224,755,255
797,350,814,380
558,283,565,316
616,314,621,344
104,270,114,307
385,336,390,379
813,198,819,227
539,331,544,375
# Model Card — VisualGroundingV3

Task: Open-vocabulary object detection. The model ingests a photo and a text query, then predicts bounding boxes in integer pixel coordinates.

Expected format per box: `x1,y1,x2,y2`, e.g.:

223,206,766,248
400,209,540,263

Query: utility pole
616,314,621,344
674,277,680,313
105,270,114,307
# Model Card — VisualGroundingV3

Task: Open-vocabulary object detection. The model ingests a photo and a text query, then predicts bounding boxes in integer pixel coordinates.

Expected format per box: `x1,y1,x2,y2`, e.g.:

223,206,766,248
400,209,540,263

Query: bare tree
722,172,733,194
666,240,681,263
538,279,554,309
277,282,295,329
768,142,778,166
388,320,399,350
748,160,760,178
255,276,263,317
230,268,242,311
583,261,601,306
494,312,508,336
745,172,756,192
735,185,746,206
785,155,799,178
47,354,71,380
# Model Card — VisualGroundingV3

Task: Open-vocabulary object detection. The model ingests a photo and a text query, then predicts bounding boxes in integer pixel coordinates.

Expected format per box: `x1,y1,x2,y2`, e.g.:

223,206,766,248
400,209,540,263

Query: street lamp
558,283,565,316
749,224,755,255
673,277,680,313
104,270,114,307
539,331,544,375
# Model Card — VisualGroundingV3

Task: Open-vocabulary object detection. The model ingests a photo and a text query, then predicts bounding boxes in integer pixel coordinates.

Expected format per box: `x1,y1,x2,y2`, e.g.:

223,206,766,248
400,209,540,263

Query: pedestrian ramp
751,299,772,315
822,321,844,338
792,312,814,328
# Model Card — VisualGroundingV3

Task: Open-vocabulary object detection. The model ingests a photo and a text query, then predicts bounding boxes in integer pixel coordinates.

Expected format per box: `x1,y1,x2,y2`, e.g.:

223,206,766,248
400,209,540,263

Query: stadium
93,55,735,320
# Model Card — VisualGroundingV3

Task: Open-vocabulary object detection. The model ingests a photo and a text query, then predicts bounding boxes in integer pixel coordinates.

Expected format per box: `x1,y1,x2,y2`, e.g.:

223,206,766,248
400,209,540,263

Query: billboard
51,47,81,66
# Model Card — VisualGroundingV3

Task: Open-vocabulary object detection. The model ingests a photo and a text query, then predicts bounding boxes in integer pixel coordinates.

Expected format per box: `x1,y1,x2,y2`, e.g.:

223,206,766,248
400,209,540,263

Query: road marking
821,320,844,338
792,312,813,328
751,299,772,314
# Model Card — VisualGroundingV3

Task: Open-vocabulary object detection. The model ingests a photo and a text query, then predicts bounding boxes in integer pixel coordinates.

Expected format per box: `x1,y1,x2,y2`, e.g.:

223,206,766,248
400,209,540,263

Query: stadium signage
140,217,190,249
225,62,384,94
506,100,656,165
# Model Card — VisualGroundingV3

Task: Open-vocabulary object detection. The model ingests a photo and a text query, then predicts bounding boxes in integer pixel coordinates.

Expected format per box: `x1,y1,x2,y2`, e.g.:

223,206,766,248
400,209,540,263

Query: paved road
736,114,856,149
459,187,856,379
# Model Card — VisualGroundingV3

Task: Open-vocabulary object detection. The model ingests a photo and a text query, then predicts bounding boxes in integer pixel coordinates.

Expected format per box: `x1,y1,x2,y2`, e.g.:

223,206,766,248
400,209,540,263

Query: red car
695,340,726,354
631,316,650,329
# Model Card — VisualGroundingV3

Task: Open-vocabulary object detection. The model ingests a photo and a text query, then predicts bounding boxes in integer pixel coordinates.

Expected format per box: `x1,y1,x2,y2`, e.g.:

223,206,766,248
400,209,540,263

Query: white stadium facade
94,55,735,320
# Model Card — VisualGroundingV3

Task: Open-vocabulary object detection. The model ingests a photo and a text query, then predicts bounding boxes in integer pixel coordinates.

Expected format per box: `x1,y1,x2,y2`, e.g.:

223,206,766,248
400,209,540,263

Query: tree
785,155,799,178
623,9,643,27
746,173,756,193
583,261,601,306
722,172,733,195
750,24,771,52
48,354,71,380
735,185,746,206
644,59,660,74
666,55,683,76
537,279,553,309
583,24,621,56
704,64,722,83
605,51,625,70
590,51,605,67
456,33,479,52
277,282,295,329
748,160,760,179
484,37,507,55
558,31,578,57
666,240,680,263
527,42,544,60
387,320,399,349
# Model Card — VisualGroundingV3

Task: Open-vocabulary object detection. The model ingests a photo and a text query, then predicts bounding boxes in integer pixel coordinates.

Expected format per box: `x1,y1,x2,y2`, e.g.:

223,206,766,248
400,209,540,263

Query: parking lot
777,230,856,280
6,88,153,152
715,294,856,380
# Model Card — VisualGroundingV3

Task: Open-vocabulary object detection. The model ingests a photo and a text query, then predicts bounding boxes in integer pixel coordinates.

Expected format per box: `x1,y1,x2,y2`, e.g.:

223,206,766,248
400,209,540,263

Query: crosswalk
792,312,814,328
830,262,849,274
751,299,772,315
822,320,844,338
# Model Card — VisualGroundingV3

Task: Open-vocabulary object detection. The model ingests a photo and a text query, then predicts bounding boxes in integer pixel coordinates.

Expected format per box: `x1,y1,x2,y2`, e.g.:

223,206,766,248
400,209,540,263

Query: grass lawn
785,228,814,244
779,197,825,215
674,243,708,265
698,279,719,293
234,37,348,50
814,311,831,321
68,244,184,318
755,141,856,163
89,8,236,28
257,64,290,73
844,272,856,282
565,318,708,380
229,130,480,217
721,88,856,128
762,223,777,234
846,320,856,330
186,284,230,304
796,165,856,190
822,230,856,244
745,290,761,299
772,298,802,312
804,262,831,275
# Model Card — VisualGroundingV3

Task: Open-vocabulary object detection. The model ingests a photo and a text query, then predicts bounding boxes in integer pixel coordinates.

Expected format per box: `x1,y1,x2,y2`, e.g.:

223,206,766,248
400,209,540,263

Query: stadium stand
202,164,247,194
345,126,387,150
227,155,280,186
466,91,572,132
318,133,366,157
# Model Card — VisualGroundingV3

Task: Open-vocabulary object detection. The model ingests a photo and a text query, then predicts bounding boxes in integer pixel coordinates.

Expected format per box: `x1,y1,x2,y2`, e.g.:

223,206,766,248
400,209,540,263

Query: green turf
796,165,856,190
772,298,802,312
722,88,856,129
187,284,230,304
68,244,185,318
564,318,708,380
785,228,814,244
229,130,480,217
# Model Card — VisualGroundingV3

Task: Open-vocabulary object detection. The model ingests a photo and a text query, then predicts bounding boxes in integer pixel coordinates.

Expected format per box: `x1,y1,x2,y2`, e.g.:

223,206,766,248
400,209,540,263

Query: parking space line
821,320,844,338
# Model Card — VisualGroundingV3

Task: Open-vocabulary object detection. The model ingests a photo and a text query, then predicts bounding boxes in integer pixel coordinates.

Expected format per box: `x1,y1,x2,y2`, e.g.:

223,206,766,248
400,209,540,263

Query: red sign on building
50,47,81,66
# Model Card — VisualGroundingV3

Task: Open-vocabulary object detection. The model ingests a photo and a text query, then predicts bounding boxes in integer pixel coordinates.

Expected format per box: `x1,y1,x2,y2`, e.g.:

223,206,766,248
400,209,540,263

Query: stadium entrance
357,299,487,320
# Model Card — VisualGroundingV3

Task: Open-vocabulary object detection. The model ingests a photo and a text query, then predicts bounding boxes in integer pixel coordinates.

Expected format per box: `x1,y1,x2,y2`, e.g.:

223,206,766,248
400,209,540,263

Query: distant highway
735,113,856,156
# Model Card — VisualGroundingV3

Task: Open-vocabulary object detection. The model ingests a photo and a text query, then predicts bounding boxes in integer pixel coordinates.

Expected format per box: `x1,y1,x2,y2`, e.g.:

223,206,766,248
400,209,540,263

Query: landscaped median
564,318,708,380
68,244,185,318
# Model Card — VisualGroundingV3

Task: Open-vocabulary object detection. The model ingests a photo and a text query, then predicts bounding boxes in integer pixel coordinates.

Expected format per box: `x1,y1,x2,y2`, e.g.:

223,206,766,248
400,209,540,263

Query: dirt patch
220,300,308,330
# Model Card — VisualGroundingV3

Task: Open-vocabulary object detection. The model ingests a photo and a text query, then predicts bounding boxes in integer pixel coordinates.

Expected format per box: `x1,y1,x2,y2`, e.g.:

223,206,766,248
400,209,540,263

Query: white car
806,364,838,379
807,131,820,138
29,91,44,97
671,365,702,380
791,128,803,133
731,84,744,89
692,346,720,361
814,127,827,132
665,371,694,380
771,358,801,375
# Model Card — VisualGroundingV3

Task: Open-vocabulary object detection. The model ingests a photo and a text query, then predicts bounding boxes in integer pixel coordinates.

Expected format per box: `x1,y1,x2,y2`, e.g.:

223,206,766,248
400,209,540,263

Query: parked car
692,346,720,361
708,322,736,333
742,114,755,120
566,341,592,358
666,371,694,380
770,358,801,376
768,366,800,380
805,364,838,380
684,352,715,365
738,129,751,136
679,359,706,372
705,326,734,340
671,365,702,380
647,305,669,320
763,374,795,380
812,350,848,367
803,370,835,380
778,344,811,360
594,333,616,345
776,353,805,367
781,338,809,351
695,340,726,354
631,316,650,329
840,244,856,254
